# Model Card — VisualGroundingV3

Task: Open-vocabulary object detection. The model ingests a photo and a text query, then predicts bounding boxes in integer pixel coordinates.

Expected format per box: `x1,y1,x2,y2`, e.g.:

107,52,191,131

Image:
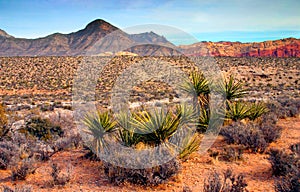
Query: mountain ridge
0,19,299,57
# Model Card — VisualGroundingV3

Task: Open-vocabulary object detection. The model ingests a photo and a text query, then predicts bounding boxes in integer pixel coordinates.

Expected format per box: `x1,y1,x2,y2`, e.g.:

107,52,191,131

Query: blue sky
0,0,299,45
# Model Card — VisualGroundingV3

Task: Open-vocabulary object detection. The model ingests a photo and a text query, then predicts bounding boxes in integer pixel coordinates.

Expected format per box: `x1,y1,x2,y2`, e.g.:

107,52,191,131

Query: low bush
1,185,32,192
268,149,299,177
20,117,64,141
221,120,282,153
220,122,267,153
0,103,9,139
259,123,282,143
11,159,36,181
290,143,300,155
269,147,300,192
0,141,19,169
275,174,300,192
267,98,300,118
103,158,180,186
208,145,244,162
50,163,72,186
203,169,248,192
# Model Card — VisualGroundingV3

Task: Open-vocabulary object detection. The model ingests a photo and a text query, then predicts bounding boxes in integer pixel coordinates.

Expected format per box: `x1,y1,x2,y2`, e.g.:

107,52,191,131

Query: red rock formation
180,38,300,57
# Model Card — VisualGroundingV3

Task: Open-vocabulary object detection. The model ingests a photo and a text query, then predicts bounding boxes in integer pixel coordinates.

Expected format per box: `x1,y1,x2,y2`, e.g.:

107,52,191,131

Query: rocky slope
179,38,300,57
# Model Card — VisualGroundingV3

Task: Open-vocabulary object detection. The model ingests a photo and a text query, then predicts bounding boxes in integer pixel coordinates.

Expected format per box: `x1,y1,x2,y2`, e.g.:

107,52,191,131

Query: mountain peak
84,19,118,32
0,29,14,38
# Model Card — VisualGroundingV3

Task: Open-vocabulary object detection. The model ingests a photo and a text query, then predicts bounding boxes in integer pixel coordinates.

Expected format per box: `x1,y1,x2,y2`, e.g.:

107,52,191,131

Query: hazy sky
0,0,299,44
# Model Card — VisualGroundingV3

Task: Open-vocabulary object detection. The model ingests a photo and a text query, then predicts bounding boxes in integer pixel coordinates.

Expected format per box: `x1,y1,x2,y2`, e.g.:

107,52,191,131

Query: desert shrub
11,159,36,181
220,122,267,153
0,141,19,169
261,112,278,125
203,169,248,192
118,129,141,147
268,149,299,177
50,163,72,186
0,103,9,139
221,120,282,153
290,143,300,155
20,117,64,141
259,123,282,143
39,103,54,111
1,185,32,192
198,107,210,133
103,158,180,186
209,145,244,162
267,98,300,118
82,146,101,161
269,148,300,192
275,174,300,192
51,134,82,152
130,109,184,146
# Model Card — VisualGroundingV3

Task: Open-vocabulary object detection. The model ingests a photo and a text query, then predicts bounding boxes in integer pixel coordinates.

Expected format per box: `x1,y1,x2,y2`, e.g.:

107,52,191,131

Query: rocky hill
0,19,175,56
179,38,300,57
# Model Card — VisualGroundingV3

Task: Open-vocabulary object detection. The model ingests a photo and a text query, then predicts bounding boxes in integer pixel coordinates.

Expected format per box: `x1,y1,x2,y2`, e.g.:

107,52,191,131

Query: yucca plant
83,111,116,155
131,109,181,146
198,107,210,133
226,101,250,121
246,102,269,121
217,75,247,102
116,112,141,147
130,104,198,146
179,132,201,160
181,71,210,97
175,103,198,126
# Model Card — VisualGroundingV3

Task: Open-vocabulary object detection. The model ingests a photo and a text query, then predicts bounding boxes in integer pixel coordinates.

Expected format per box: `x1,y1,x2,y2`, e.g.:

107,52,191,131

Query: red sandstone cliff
179,38,300,57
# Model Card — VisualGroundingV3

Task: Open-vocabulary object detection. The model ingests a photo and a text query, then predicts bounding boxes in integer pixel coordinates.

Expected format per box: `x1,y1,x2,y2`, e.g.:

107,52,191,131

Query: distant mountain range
0,19,299,57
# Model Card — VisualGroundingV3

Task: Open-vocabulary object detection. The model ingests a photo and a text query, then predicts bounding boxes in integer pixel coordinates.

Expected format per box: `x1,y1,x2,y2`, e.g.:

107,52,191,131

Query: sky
0,0,300,45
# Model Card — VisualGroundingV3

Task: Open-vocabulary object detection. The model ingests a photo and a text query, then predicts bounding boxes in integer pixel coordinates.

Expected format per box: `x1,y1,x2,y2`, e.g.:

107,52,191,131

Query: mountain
0,19,299,57
0,29,14,38
179,38,300,57
0,19,176,56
